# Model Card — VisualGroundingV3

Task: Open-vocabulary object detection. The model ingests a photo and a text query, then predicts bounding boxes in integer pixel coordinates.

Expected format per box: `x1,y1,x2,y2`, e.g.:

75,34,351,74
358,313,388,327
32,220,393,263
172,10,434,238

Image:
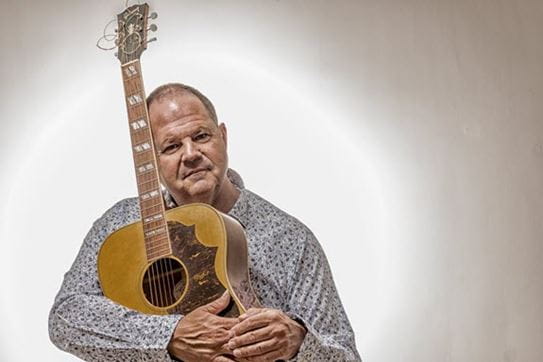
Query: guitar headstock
115,3,157,64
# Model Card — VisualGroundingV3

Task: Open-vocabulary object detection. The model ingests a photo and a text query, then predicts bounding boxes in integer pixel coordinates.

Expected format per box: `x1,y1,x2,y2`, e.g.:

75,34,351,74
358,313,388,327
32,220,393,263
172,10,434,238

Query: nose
181,140,202,163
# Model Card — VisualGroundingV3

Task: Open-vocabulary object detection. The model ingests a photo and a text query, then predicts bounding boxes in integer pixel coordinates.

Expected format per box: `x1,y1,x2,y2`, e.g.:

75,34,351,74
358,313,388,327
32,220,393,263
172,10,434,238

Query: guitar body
98,203,260,316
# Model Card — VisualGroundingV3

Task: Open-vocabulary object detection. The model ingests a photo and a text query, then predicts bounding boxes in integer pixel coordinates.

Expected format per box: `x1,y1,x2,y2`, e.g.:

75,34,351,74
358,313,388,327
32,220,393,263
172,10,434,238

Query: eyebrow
159,125,213,145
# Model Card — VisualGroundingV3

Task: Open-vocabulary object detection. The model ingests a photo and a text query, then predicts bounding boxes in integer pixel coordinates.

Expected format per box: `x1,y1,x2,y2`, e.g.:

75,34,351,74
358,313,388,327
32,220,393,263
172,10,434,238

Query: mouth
183,168,209,179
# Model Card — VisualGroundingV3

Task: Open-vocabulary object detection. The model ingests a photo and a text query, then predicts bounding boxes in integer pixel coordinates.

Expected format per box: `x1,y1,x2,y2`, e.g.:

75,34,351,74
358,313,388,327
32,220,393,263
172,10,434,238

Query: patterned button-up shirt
49,170,361,361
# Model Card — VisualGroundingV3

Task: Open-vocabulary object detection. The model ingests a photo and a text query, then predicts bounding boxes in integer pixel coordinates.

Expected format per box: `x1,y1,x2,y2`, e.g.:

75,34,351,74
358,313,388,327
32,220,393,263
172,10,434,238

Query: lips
182,168,208,179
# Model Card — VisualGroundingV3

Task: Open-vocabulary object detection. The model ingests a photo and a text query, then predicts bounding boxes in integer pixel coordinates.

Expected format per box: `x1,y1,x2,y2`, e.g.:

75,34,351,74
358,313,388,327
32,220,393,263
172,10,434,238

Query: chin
183,184,216,203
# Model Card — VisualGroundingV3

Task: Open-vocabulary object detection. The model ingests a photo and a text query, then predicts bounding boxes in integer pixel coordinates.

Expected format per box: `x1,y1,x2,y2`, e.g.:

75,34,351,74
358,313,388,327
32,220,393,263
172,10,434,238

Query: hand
227,308,307,361
168,292,239,362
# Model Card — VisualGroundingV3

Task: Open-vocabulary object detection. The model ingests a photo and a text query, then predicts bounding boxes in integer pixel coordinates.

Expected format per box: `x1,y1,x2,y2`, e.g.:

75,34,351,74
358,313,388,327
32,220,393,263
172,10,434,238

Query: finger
238,348,284,362
233,339,281,359
239,308,264,321
213,355,237,362
199,291,231,315
228,325,274,349
231,312,272,336
206,314,240,329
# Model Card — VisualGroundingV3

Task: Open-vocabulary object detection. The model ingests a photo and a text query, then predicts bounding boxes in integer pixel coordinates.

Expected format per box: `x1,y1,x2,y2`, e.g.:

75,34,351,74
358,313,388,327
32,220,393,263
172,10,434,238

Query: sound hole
142,257,187,308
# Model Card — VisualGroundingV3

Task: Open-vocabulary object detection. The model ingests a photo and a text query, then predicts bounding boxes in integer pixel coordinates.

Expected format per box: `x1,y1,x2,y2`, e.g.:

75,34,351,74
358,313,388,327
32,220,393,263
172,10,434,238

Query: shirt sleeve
48,199,182,361
285,228,362,361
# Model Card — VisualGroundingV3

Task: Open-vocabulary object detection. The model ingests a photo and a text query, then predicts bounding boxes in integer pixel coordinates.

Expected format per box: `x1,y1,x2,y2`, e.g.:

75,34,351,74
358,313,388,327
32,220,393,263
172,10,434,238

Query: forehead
149,92,211,128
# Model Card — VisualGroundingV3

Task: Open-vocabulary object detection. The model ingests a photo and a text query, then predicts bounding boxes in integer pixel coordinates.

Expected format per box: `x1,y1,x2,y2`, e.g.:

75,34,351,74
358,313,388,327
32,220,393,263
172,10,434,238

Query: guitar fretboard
121,60,171,261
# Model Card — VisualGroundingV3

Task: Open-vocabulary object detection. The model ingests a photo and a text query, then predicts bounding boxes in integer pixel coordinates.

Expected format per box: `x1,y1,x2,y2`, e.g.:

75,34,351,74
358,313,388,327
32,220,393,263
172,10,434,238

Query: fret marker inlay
134,142,151,153
146,227,166,237
143,214,163,223
141,189,160,200
138,162,155,173
131,119,148,130
127,94,143,105
124,65,138,77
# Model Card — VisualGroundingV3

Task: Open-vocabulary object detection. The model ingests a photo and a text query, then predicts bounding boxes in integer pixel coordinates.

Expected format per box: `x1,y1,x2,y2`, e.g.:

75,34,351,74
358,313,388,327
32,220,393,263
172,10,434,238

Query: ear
219,123,228,148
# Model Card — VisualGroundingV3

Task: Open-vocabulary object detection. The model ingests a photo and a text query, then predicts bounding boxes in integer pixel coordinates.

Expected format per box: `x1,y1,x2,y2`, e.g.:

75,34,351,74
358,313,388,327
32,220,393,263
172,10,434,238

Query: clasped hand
168,292,306,362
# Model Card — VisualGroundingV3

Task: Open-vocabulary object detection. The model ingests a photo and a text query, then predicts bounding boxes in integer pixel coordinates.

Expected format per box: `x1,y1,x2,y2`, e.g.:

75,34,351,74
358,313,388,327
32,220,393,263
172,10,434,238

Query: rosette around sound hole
142,257,187,308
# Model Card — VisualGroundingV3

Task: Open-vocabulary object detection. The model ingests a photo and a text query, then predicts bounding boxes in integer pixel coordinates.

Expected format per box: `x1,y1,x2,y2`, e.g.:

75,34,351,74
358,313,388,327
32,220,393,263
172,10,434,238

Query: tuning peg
148,24,158,32
148,12,158,19
146,37,157,44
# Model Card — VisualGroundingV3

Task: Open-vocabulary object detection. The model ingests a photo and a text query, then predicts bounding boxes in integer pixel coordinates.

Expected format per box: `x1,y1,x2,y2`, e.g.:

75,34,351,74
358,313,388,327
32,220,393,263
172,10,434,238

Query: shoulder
88,197,140,239
241,189,315,250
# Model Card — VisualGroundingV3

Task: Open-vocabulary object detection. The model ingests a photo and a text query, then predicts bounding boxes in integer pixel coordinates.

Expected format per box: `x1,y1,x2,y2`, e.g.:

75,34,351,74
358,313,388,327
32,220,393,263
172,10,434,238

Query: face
149,92,229,206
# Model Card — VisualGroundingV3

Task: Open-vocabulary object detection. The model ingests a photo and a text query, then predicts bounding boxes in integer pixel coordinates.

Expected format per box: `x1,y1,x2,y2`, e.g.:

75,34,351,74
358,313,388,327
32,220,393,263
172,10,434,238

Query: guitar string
165,254,174,306
161,250,172,306
167,256,175,306
155,258,163,307
158,252,167,307
151,259,160,307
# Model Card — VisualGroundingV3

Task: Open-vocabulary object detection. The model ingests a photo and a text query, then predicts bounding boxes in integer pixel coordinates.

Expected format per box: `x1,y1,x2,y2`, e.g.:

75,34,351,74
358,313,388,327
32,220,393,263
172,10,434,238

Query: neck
212,178,241,213
121,59,171,261
170,177,240,213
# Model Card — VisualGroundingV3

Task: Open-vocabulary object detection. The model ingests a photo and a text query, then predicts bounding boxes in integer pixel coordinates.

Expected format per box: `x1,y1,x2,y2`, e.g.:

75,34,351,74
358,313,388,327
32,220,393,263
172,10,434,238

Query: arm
227,227,361,361
284,228,361,361
48,199,181,361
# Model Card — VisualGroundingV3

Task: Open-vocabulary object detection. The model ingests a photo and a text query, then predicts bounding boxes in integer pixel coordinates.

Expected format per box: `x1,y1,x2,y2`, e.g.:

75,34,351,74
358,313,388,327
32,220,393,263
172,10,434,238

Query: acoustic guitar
97,3,259,317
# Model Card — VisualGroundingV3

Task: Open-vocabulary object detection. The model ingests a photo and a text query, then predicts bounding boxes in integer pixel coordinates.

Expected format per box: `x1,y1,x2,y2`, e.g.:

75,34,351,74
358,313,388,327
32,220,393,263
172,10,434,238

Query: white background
1,0,542,361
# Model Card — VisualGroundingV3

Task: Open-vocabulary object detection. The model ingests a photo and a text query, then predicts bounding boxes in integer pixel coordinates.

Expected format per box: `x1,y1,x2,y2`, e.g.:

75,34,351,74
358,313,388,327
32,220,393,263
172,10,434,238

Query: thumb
200,291,230,315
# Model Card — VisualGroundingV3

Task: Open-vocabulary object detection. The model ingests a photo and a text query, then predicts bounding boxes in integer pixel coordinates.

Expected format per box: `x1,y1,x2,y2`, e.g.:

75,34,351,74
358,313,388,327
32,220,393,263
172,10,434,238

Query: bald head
146,83,218,124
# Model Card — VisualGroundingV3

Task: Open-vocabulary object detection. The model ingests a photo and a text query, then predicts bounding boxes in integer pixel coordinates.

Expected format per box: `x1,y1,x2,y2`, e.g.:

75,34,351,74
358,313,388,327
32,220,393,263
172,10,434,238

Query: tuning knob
148,24,158,32
148,12,158,19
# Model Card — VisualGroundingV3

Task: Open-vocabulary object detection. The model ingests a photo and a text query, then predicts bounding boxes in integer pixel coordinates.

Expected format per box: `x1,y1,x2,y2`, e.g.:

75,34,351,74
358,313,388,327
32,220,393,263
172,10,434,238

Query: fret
143,213,164,223
146,242,171,253
141,203,162,213
142,220,165,231
136,172,158,185
138,186,160,199
140,202,163,214
137,175,158,185
123,64,138,77
140,189,160,201
133,141,151,153
130,118,148,130
145,226,167,238
144,221,167,232
137,178,159,191
127,108,146,121
143,222,165,233
148,251,173,261
137,162,155,174
134,152,155,165
127,93,144,106
146,245,171,255
131,133,152,147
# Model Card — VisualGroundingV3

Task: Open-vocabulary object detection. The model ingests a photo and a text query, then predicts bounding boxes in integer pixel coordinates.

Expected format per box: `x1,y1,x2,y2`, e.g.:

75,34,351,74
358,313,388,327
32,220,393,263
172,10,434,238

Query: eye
194,132,211,142
161,143,179,155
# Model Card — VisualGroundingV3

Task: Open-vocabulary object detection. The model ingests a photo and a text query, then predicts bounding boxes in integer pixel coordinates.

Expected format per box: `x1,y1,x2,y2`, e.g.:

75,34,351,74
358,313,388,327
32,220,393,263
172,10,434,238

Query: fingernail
228,341,234,349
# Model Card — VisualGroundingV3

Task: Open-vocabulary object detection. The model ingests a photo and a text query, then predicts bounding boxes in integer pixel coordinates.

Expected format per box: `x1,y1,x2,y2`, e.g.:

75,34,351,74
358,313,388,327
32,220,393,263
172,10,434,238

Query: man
49,83,361,361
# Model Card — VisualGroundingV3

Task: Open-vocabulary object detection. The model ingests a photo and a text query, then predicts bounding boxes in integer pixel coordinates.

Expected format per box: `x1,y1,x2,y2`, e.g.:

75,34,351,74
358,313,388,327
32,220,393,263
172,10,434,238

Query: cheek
205,143,228,166
158,157,178,180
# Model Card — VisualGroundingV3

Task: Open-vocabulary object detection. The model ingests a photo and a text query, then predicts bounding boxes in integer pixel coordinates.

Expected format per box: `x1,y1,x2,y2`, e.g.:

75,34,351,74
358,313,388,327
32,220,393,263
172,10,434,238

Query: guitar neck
121,60,171,261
